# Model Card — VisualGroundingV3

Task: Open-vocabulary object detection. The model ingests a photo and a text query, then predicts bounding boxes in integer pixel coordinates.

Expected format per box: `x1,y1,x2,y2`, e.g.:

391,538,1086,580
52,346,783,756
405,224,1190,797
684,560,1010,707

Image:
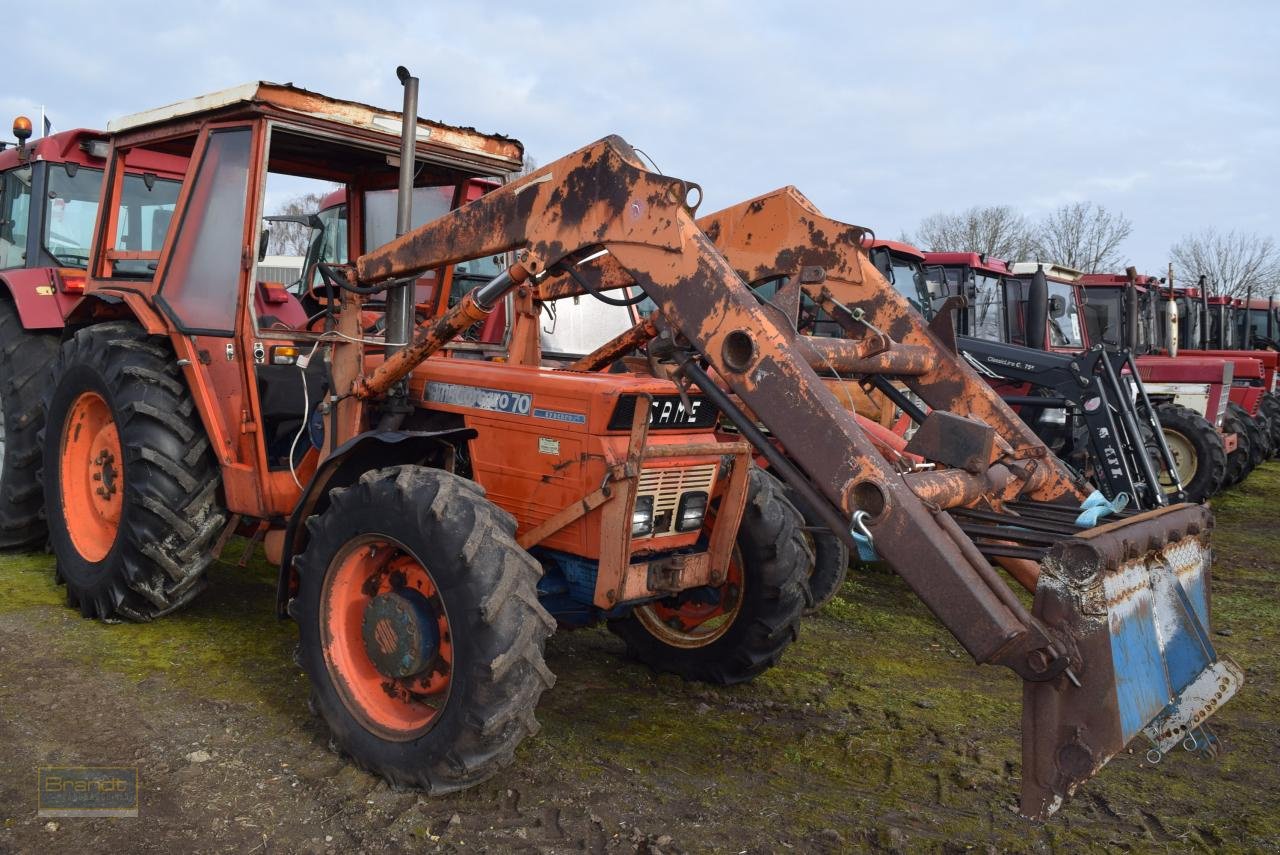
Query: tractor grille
637,463,717,538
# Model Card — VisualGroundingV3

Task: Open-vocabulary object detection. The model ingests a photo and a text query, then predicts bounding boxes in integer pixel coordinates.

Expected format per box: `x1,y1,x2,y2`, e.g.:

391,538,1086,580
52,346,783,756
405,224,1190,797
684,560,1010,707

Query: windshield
1082,286,1125,348
364,185,455,248
44,165,104,268
112,172,183,277
1046,282,1084,348
888,259,925,313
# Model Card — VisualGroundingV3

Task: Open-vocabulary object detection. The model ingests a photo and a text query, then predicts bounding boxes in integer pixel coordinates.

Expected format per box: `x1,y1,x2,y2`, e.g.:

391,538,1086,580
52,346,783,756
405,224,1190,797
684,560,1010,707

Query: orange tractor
40,73,1239,818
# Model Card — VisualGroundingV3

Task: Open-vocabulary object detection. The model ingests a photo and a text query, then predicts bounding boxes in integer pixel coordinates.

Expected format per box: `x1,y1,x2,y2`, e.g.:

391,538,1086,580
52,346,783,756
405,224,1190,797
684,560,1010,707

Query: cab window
44,164,105,268
970,272,1005,341
0,166,32,268
1046,282,1083,348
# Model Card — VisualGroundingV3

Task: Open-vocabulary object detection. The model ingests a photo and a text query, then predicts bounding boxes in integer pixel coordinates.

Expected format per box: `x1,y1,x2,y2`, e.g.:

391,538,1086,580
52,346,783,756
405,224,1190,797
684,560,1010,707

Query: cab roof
106,81,524,176
922,251,1011,276
865,238,926,261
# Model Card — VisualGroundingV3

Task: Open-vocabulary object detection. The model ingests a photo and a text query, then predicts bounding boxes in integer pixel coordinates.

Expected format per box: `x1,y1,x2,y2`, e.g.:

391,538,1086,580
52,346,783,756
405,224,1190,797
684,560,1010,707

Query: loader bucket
1020,502,1243,818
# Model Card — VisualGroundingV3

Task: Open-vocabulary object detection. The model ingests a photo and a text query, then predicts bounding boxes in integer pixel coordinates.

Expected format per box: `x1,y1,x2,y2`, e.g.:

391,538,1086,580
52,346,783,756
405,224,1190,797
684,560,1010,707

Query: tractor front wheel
1154,403,1226,502
293,466,555,792
608,468,809,685
0,300,58,547
43,322,226,620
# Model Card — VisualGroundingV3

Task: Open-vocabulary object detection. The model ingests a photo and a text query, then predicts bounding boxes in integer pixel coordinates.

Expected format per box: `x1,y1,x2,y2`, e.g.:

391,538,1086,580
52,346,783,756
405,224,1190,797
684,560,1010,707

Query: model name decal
426,382,532,416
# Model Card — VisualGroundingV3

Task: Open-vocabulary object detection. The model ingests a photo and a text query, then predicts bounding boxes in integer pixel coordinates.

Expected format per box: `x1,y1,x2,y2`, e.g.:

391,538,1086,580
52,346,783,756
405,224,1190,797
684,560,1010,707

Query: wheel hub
361,589,440,678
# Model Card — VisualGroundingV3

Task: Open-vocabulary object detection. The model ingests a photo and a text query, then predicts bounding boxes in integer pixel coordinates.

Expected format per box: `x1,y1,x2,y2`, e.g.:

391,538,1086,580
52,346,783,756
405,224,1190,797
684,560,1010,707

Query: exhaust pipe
387,65,420,358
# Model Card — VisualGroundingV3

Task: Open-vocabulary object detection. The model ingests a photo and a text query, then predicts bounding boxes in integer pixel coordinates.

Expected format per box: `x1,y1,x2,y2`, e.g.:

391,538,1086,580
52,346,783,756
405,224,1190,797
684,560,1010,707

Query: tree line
901,201,1279,298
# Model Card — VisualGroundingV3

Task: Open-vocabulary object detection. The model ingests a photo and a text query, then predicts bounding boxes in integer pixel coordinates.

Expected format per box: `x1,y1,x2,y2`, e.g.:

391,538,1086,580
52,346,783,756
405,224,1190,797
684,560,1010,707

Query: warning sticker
538,437,561,455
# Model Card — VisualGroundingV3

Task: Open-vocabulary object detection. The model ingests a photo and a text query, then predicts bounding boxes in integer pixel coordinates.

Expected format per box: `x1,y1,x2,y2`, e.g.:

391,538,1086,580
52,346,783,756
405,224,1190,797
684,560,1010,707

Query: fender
63,289,169,336
0,269,79,329
275,427,477,617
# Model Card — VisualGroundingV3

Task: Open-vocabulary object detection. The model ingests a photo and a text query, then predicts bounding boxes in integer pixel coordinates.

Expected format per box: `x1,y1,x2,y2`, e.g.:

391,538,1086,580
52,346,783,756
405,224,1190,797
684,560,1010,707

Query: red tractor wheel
293,465,555,791
43,322,226,620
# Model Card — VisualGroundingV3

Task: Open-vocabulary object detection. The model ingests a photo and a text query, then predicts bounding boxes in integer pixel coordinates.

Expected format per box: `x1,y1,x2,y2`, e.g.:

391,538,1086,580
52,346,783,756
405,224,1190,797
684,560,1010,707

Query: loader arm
346,138,1240,818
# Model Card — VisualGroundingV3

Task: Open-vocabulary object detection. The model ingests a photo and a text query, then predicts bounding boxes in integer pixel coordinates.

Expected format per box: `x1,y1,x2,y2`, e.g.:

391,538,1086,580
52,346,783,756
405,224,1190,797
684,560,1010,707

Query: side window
0,166,33,268
159,128,252,333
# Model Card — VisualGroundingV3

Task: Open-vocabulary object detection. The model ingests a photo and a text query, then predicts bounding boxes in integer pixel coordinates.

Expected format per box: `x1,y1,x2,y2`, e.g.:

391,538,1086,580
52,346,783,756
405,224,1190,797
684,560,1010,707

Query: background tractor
0,119,182,546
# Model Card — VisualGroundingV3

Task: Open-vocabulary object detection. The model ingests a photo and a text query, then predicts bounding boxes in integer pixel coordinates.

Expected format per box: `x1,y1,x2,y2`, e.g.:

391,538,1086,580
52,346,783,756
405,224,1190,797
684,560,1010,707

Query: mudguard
275,428,476,616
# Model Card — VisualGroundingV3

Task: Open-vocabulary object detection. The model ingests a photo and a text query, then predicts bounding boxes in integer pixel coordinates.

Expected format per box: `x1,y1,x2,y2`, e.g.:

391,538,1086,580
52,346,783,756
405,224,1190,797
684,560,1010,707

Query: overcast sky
9,1,1277,273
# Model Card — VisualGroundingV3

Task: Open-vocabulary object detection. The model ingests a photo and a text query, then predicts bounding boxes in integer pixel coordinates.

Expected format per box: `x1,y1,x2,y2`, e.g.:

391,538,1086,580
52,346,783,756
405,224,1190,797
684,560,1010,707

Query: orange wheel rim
321,536,452,740
634,549,744,649
60,391,124,562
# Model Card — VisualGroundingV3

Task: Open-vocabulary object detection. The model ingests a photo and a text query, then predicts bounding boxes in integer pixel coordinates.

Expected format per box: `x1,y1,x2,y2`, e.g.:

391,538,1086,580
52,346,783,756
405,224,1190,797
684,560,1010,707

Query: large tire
608,468,809,685
1221,406,1254,488
293,466,556,792
0,300,59,547
42,322,227,620
783,483,849,616
1260,392,1280,452
1228,402,1267,472
1154,403,1227,503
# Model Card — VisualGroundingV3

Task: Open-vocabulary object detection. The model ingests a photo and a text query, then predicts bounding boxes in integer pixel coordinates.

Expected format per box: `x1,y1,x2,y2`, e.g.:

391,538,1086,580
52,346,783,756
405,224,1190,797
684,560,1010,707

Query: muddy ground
1,468,1278,854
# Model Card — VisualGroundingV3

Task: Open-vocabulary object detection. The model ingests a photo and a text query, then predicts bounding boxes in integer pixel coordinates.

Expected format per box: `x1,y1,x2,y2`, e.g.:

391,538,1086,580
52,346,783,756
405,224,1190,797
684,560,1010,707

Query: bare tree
1170,229,1280,297
266,191,331,256
908,205,1037,260
1032,202,1132,272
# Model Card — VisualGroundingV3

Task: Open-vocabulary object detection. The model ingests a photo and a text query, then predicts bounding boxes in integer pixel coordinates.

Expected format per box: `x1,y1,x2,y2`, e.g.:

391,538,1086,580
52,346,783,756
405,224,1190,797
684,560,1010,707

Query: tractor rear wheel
608,468,809,685
42,322,226,620
0,301,58,547
783,483,849,616
293,466,555,792
1260,392,1280,452
1154,403,1226,503
1221,406,1254,487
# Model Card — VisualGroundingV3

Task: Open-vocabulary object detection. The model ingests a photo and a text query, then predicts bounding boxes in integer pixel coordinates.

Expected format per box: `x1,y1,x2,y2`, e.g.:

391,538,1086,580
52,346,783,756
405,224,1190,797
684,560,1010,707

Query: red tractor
1075,273,1272,486
0,117,183,546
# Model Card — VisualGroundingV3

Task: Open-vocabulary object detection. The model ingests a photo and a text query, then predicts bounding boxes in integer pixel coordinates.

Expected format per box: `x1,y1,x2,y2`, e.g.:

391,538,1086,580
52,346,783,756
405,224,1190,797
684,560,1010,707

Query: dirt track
2,467,1279,854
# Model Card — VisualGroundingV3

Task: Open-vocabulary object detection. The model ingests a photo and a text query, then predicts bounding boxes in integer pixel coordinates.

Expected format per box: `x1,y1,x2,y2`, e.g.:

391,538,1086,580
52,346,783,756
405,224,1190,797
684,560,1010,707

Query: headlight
675,491,708,532
631,495,654,537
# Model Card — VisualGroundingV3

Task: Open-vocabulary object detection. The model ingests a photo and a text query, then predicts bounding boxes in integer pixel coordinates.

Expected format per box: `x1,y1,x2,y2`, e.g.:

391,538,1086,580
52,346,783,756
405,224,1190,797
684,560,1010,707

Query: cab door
152,123,267,515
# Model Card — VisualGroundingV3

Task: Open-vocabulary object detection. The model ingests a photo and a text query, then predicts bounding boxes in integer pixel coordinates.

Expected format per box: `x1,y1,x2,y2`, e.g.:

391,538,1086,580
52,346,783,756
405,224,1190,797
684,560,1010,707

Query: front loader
42,77,1238,820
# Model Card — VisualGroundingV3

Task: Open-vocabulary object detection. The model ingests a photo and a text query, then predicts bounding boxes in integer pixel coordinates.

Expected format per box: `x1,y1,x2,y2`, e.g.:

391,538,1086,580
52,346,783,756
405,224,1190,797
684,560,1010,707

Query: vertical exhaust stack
386,66,420,360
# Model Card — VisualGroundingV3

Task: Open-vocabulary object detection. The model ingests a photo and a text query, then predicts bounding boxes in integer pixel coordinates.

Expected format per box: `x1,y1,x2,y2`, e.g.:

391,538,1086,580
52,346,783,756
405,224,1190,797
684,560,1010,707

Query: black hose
317,261,396,296
557,261,648,307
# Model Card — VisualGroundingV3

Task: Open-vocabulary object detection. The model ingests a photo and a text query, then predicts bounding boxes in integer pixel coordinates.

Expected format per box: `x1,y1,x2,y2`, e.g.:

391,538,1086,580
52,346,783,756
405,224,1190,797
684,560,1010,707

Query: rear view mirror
258,228,271,263
1048,294,1067,319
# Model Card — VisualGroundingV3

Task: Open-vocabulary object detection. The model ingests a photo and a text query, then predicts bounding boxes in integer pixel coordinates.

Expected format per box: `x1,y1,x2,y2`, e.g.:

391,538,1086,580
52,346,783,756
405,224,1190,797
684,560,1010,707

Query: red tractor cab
1075,273,1264,486
866,243,1196,506
0,119,184,545
921,253,1235,500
